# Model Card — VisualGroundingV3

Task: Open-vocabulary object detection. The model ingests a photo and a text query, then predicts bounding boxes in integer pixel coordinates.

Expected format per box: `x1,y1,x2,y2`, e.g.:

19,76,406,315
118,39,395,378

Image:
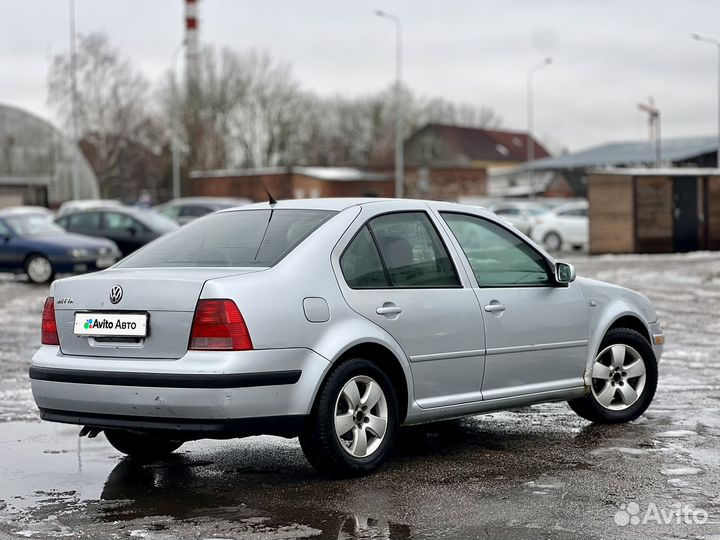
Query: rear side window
340,212,460,288
340,227,387,288
117,209,336,268
181,205,213,218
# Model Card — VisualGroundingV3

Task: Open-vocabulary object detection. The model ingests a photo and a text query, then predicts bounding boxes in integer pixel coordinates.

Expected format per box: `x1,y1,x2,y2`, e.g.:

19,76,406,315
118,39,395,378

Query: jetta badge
109,285,123,304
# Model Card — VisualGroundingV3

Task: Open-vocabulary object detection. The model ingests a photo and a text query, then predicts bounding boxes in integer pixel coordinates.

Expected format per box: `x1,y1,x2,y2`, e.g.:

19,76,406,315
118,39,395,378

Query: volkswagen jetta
30,198,663,475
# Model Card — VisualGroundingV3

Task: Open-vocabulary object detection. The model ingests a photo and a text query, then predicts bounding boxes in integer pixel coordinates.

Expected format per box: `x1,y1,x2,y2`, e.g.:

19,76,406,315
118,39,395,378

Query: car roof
221,198,499,218
0,207,52,216
57,205,151,218
164,197,248,204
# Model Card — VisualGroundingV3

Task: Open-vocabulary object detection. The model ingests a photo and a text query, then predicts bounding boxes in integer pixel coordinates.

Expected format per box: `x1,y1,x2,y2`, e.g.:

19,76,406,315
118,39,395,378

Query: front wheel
25,254,54,284
569,328,658,423
543,231,562,252
299,358,399,476
104,429,183,460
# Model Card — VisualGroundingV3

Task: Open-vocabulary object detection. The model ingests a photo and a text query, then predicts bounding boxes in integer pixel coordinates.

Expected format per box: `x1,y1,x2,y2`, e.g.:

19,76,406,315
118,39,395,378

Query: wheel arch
584,310,653,385
332,342,409,423
606,315,651,344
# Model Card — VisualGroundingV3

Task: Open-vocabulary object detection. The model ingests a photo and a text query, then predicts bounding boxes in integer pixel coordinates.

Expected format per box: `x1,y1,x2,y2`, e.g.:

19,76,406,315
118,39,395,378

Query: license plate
96,257,116,269
73,312,147,337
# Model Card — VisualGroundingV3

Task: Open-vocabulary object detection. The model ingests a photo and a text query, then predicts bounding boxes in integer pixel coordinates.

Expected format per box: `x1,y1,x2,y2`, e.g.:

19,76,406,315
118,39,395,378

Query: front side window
103,212,137,231
67,212,101,229
117,209,335,268
558,208,587,217
340,212,459,288
442,213,550,287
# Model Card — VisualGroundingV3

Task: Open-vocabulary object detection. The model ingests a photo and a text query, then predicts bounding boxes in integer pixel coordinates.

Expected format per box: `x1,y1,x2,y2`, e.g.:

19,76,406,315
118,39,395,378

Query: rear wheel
299,358,398,476
569,328,658,423
25,254,54,284
104,429,183,460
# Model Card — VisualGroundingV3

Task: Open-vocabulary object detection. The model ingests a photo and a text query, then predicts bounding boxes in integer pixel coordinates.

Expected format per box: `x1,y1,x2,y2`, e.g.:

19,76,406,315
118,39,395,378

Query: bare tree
48,33,155,197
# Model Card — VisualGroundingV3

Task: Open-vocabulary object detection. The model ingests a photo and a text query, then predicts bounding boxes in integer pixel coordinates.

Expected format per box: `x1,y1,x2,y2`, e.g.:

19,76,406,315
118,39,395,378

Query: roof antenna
263,184,277,206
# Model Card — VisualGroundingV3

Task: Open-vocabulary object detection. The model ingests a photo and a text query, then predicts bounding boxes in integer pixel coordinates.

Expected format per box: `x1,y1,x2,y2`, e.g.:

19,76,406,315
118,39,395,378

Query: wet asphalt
1,252,719,539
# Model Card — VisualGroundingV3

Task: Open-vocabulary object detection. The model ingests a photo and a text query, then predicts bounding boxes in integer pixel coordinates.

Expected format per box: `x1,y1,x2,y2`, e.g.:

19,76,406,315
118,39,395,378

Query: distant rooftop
406,123,552,165
525,135,718,171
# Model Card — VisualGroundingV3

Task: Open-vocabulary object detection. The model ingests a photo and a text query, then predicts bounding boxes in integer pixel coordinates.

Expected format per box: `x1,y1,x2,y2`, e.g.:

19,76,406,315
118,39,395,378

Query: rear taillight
41,297,59,345
189,299,253,351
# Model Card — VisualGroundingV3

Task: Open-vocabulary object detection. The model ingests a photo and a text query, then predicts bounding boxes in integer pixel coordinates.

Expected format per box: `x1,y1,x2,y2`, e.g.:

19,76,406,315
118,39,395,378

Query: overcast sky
3,0,720,152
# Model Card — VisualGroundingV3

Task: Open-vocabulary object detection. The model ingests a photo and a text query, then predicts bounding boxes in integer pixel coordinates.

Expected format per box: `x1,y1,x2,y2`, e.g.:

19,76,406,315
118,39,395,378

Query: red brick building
188,166,486,202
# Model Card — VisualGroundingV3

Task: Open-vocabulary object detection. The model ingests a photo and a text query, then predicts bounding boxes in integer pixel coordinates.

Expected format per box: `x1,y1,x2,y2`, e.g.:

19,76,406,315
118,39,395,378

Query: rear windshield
117,209,336,268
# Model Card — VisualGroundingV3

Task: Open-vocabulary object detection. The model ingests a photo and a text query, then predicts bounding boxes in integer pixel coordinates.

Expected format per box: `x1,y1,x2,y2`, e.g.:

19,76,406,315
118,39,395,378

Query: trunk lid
53,267,263,359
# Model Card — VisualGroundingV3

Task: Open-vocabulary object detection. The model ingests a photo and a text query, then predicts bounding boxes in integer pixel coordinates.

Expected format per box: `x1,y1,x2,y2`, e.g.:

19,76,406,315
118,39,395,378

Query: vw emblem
109,285,123,304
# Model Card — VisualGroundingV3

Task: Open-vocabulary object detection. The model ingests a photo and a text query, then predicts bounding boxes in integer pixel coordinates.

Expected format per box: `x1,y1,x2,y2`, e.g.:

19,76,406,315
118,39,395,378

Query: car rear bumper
30,346,330,436
36,408,308,438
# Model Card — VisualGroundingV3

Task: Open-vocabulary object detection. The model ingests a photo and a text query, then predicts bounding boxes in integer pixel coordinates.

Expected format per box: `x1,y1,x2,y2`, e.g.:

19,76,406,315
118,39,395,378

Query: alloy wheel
334,375,388,458
591,344,647,411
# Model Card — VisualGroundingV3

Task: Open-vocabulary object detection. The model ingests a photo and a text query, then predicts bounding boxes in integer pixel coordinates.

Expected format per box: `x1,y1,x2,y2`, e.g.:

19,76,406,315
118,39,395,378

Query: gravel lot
1,252,719,539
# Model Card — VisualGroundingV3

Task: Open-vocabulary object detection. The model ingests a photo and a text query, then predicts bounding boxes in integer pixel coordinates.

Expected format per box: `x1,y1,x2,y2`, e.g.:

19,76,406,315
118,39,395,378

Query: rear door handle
483,302,506,313
376,304,402,316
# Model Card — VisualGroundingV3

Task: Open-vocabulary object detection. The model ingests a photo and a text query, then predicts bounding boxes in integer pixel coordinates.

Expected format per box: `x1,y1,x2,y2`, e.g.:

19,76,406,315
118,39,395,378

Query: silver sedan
30,198,663,475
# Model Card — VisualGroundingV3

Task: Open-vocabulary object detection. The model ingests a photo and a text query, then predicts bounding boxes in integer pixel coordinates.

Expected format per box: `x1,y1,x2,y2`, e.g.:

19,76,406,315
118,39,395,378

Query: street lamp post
68,0,80,200
375,10,404,198
691,33,720,167
171,41,185,200
526,57,552,194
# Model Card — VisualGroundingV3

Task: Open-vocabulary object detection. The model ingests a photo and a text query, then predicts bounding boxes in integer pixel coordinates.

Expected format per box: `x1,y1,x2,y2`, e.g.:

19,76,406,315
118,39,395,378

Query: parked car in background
0,210,120,283
155,197,251,225
55,207,178,256
31,199,662,475
56,199,123,218
0,206,55,220
488,201,550,235
531,201,589,252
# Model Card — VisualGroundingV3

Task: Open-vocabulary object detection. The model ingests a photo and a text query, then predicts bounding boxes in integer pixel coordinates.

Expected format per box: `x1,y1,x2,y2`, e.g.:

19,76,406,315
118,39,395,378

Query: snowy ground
0,252,719,539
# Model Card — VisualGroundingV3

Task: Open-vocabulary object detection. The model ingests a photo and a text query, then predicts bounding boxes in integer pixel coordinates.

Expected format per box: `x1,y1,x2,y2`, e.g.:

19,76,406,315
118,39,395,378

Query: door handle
483,302,506,313
376,304,402,316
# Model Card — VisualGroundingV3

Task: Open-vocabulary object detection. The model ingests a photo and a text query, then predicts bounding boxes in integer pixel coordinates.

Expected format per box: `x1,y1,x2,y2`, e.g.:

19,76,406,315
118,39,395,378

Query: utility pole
638,98,661,166
171,41,185,200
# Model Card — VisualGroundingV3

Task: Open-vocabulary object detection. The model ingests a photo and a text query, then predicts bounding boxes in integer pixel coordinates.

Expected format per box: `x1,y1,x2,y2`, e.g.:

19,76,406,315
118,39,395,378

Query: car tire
543,231,562,252
299,358,399,476
569,328,658,424
104,429,183,460
25,254,55,284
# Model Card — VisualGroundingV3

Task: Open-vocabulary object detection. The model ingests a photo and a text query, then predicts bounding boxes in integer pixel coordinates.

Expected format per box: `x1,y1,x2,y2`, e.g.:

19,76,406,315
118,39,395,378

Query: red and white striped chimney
185,0,199,91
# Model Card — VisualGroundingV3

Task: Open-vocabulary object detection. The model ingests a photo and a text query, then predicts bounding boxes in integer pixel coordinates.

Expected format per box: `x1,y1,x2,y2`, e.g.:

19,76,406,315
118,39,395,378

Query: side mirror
126,226,137,236
0,235,10,244
555,262,576,285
